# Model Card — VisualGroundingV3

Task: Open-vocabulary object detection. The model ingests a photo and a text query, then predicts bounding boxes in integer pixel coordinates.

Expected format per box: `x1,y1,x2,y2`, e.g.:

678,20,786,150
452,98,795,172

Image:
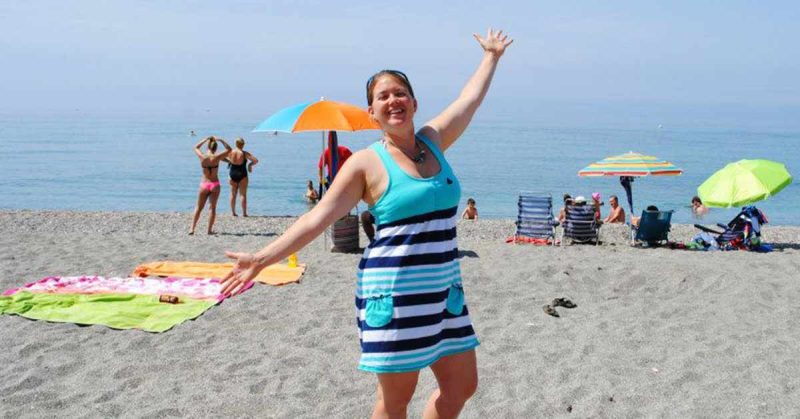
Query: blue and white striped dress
355,135,479,374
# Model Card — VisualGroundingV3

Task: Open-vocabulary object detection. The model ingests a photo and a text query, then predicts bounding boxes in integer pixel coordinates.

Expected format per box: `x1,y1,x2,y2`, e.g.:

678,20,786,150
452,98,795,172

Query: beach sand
2,210,800,417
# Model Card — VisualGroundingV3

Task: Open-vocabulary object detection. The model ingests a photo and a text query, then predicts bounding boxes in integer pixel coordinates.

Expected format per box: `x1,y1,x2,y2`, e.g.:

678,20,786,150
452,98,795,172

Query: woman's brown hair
365,70,415,106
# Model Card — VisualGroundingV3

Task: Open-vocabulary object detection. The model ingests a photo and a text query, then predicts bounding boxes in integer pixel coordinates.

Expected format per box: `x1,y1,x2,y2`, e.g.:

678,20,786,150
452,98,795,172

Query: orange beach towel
133,261,305,286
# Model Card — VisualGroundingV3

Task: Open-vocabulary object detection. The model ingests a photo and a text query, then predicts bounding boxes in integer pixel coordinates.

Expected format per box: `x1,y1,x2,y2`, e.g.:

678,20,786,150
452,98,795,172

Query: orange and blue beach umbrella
253,100,379,133
578,152,682,216
578,152,683,177
253,100,379,189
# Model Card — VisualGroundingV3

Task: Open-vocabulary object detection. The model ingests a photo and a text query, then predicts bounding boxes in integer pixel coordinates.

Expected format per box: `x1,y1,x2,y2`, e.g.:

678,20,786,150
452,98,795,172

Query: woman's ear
368,105,376,120
413,98,418,112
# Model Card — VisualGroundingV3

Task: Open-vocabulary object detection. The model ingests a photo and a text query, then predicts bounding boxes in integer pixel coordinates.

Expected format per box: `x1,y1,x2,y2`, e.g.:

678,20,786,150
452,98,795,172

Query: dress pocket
365,295,394,328
446,283,465,315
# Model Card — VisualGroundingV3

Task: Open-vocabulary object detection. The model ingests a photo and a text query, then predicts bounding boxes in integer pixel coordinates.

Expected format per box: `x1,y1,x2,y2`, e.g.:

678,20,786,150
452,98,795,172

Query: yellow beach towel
133,261,305,286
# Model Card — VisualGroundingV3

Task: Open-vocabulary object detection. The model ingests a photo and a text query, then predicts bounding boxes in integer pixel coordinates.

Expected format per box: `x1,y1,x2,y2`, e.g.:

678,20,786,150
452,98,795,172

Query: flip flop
542,304,560,317
552,298,577,309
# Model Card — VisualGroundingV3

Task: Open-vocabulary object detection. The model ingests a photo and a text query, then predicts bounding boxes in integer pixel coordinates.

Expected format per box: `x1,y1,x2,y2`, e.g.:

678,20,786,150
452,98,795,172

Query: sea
1,112,798,226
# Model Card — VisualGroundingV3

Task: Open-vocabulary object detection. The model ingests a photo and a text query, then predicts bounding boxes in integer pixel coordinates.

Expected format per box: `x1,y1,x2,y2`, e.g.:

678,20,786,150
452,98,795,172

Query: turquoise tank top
368,134,461,225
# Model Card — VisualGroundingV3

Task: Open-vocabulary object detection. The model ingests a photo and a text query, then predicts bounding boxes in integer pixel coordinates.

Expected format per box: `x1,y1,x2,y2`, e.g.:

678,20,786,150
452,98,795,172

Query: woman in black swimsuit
227,137,259,217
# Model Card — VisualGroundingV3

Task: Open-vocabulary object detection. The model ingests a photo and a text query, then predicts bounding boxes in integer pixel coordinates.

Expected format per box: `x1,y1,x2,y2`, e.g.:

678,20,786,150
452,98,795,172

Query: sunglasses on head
366,70,414,100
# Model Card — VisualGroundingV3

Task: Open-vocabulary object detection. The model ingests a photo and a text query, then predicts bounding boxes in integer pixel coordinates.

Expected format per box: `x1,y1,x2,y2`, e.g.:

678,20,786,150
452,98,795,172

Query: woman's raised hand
473,28,513,58
220,251,262,296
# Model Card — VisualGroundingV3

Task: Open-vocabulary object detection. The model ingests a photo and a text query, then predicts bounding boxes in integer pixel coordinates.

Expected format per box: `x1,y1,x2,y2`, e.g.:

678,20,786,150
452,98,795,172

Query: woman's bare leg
190,188,210,235
422,350,478,419
240,176,249,217
229,179,239,216
208,186,221,234
371,371,420,419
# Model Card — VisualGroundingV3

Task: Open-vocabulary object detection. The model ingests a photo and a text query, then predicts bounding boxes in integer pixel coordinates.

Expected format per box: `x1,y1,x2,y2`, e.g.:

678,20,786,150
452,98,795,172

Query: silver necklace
384,137,426,164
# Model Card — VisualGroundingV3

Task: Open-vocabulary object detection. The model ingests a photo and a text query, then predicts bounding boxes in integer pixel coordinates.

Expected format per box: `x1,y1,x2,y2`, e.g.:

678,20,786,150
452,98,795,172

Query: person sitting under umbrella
604,195,626,224
557,193,573,224
590,192,603,220
632,205,659,228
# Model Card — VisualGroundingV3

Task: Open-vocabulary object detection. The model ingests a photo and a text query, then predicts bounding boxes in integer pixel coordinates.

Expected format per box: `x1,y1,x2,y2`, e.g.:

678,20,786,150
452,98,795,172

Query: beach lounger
513,192,558,245
560,204,601,245
631,210,674,246
693,205,769,250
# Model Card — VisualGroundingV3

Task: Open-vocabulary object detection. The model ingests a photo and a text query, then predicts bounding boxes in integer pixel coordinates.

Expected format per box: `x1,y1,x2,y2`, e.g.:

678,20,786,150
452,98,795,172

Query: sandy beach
2,210,800,417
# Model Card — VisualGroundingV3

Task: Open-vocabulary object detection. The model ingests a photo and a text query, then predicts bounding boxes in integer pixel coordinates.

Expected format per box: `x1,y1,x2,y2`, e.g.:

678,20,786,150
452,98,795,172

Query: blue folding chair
514,192,558,245
632,210,674,246
560,204,601,245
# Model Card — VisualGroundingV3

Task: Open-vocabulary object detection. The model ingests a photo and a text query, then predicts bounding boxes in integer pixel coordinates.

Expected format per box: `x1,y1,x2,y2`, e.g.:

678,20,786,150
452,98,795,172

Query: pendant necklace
384,136,426,164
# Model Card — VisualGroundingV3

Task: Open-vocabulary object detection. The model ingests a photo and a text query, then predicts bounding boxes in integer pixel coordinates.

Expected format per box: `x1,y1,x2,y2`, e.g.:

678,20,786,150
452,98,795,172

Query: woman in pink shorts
190,136,231,235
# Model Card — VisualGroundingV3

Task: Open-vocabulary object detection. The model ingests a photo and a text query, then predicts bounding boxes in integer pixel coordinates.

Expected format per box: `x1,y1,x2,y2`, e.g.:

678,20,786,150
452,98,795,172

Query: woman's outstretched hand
473,28,513,58
220,251,261,296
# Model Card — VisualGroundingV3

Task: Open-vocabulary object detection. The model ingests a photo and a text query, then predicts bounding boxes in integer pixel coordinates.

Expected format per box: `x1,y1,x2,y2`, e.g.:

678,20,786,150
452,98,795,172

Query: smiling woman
219,28,513,418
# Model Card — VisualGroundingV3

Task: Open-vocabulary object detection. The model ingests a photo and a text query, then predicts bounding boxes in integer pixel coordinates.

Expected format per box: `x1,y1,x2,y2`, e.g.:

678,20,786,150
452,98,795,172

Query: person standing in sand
190,136,231,235
220,28,513,418
226,137,259,217
319,142,353,191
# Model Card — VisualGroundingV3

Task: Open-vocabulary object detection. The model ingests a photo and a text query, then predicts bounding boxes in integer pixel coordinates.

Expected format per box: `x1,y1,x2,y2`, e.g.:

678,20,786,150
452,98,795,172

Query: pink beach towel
2,275,252,302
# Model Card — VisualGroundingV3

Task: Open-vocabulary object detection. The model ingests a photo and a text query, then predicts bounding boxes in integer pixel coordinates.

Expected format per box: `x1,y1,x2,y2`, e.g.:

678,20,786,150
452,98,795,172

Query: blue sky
1,1,798,128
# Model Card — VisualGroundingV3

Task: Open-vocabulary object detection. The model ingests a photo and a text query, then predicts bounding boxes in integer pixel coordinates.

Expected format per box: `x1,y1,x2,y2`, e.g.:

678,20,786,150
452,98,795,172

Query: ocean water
1,113,798,226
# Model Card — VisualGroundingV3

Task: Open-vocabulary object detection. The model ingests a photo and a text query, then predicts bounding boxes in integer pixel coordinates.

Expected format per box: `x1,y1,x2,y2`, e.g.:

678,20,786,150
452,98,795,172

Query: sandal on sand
542,304,560,317
552,298,577,309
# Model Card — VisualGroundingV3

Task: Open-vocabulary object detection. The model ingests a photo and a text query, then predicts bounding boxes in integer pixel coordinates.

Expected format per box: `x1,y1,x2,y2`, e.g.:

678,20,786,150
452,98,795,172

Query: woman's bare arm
247,152,259,172
213,139,233,162
194,138,208,159
220,151,369,295
420,28,513,151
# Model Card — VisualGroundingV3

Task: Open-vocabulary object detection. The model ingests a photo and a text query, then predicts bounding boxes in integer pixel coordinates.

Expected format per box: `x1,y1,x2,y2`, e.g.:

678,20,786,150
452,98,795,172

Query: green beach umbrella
697,159,793,208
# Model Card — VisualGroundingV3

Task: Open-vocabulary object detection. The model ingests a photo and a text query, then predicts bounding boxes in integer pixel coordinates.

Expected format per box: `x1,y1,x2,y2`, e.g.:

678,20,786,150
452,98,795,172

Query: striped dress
356,134,479,374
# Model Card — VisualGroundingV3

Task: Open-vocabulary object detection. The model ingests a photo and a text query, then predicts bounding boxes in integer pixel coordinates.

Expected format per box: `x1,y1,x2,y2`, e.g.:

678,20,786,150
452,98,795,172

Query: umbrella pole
329,131,339,181
321,130,328,250
620,176,635,219
317,132,324,200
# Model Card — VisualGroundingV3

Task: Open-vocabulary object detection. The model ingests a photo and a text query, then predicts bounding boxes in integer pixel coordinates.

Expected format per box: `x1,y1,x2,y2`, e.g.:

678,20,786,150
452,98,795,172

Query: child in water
462,198,479,220
305,180,319,203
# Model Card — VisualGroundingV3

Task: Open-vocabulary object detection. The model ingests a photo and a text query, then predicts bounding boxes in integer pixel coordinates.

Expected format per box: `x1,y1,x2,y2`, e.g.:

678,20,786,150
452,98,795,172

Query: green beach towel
0,291,216,333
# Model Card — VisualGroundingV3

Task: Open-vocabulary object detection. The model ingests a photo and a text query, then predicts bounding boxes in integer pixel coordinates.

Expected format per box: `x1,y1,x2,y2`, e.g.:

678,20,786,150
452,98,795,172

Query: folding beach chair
694,205,769,250
631,210,674,246
560,204,601,245
513,192,558,245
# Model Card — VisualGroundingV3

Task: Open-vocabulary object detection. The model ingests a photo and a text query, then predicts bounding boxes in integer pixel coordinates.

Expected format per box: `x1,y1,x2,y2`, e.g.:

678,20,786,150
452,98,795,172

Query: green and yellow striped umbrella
579,152,682,216
578,152,683,177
